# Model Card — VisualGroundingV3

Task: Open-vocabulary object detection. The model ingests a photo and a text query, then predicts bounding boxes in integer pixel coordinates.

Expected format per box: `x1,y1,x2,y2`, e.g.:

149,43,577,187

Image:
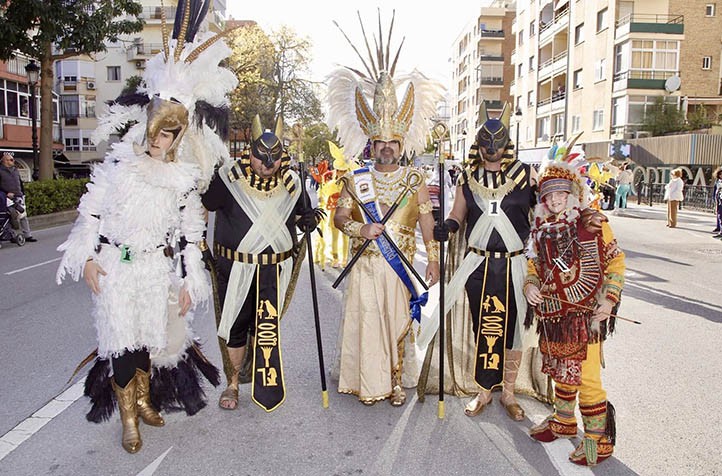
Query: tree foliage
227,24,322,143
0,0,143,179
640,97,685,136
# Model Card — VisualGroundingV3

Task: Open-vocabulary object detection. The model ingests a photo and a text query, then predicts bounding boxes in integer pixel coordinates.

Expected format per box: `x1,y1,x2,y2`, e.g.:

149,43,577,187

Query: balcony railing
613,70,678,90
127,43,164,61
615,14,684,36
479,30,505,38
480,77,504,85
479,54,504,61
139,6,177,20
616,13,683,27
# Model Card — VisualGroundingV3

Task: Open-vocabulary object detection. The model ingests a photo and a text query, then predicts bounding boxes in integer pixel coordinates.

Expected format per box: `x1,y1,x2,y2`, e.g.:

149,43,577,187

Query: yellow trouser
555,342,606,406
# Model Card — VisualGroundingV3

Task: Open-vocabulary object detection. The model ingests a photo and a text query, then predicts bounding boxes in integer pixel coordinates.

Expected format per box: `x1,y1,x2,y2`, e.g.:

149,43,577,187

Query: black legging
112,348,150,387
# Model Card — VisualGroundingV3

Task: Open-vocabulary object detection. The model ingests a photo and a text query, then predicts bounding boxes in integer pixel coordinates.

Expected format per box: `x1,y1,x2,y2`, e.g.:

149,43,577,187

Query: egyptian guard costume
525,143,624,466
202,116,315,412
56,0,237,454
326,12,444,405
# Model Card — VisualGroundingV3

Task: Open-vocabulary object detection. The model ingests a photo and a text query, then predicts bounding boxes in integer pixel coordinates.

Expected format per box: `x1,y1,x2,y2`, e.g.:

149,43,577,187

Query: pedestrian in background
664,168,684,228
614,163,634,210
0,152,36,242
712,167,722,238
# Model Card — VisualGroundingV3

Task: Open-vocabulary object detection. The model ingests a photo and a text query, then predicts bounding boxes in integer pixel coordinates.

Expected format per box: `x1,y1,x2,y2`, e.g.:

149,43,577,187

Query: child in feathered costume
56,0,237,454
523,135,625,466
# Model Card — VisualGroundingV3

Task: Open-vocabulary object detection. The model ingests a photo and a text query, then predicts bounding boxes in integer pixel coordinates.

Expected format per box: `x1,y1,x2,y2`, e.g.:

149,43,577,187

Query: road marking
4,257,61,275
0,381,84,462
137,447,173,476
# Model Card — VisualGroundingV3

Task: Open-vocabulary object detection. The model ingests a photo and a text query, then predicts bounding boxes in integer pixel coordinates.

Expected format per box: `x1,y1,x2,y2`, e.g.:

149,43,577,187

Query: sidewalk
27,210,77,231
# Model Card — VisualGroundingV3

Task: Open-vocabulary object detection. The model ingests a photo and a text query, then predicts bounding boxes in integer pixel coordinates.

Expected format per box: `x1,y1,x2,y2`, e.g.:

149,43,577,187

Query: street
0,204,721,476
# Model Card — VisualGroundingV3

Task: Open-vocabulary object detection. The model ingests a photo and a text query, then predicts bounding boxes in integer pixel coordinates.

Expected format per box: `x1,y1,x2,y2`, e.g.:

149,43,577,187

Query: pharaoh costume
326,12,443,405
56,0,236,453
202,116,315,412
525,151,625,466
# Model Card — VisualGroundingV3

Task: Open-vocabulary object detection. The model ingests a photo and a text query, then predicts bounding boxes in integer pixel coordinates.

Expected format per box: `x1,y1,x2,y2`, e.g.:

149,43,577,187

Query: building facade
0,54,62,181
55,0,226,166
509,0,722,163
449,1,517,160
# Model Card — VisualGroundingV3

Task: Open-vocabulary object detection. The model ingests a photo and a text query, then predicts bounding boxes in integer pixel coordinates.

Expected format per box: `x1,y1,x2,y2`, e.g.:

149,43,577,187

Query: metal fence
633,183,715,212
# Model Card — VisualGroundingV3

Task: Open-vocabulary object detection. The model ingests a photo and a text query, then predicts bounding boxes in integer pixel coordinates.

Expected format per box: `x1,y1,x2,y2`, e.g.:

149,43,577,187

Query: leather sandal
464,392,491,417
218,386,239,410
389,385,406,407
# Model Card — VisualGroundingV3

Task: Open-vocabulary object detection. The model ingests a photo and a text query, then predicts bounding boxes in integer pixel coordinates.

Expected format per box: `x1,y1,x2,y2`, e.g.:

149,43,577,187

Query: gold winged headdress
326,10,444,158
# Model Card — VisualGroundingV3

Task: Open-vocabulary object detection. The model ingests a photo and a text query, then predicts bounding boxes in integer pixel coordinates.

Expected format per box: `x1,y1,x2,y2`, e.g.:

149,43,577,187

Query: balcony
484,100,504,110
551,92,566,111
479,54,504,62
613,70,678,91
139,6,177,21
127,43,164,61
539,5,570,45
537,97,552,115
615,14,684,40
479,29,505,39
480,76,504,86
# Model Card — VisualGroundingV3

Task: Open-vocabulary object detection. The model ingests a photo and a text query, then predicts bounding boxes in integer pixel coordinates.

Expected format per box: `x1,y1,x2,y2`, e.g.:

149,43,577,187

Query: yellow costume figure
524,148,625,467
326,12,444,406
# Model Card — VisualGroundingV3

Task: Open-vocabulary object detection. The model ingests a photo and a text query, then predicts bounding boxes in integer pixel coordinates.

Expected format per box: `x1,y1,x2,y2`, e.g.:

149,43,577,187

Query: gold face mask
145,95,189,162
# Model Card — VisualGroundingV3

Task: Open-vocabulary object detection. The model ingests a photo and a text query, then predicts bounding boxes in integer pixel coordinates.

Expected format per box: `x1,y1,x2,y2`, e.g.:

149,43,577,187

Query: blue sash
352,168,428,322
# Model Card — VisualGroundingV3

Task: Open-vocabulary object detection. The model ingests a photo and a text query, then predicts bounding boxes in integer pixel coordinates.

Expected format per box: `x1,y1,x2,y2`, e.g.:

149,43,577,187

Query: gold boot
135,369,165,427
112,378,142,454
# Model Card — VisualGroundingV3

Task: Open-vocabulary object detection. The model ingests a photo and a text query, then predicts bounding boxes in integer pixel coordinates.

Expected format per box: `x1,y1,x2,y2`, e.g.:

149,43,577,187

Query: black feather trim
109,92,151,108
149,341,220,416
194,101,230,140
84,358,116,423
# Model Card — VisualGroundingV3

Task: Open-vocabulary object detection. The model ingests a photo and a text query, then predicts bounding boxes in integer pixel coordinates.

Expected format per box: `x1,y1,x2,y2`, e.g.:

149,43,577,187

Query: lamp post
25,60,40,181
514,107,523,159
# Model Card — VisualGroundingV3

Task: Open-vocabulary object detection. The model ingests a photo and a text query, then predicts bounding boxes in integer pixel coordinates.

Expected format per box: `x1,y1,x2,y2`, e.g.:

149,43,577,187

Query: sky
226,1,484,89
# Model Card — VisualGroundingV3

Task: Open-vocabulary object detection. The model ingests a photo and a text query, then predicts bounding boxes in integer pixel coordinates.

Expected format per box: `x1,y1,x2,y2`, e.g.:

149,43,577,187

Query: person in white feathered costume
55,0,237,454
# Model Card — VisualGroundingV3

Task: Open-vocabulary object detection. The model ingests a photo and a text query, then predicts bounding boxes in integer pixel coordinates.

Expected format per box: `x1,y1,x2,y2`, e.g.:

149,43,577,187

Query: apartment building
0,54,62,181
55,0,226,165
511,0,711,160
449,1,517,159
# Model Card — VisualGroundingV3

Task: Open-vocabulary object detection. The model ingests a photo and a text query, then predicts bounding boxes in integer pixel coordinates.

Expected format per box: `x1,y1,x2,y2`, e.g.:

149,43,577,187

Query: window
703,56,712,70
528,91,534,107
553,114,564,136
612,97,627,126
574,23,584,44
594,59,606,81
518,29,524,46
516,95,522,111
573,69,583,89
630,40,679,79
597,8,608,32
628,95,679,124
592,109,604,131
537,116,550,140
529,56,535,72
517,63,523,78
571,115,581,133
106,66,121,81
530,21,535,36
705,4,715,16
65,137,80,151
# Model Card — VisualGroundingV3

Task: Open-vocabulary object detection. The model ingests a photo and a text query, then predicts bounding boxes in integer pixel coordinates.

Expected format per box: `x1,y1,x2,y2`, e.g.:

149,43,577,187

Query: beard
375,147,398,165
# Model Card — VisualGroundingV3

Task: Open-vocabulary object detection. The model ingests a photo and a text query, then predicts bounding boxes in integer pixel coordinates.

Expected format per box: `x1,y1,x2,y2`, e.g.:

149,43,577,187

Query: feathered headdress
92,0,238,191
326,10,444,158
536,133,588,207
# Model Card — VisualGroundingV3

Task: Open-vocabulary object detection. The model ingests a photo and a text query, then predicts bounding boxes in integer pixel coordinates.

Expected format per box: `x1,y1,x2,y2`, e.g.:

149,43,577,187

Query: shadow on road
624,280,722,324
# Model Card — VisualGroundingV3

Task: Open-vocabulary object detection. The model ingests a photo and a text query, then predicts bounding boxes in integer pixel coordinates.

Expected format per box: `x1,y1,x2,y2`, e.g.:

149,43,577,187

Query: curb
28,210,78,231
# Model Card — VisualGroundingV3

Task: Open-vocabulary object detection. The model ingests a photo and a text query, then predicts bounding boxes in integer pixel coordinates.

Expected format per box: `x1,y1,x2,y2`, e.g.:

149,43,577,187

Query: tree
640,97,685,137
227,24,322,143
298,123,337,165
0,0,143,179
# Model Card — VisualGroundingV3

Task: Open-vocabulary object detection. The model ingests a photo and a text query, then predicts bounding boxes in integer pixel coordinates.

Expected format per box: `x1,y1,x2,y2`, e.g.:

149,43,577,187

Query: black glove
297,207,326,233
433,219,459,242
201,246,215,272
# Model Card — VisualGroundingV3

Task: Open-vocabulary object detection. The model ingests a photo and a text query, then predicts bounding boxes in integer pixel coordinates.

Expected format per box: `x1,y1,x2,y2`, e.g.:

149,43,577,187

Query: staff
437,140,447,419
294,124,329,408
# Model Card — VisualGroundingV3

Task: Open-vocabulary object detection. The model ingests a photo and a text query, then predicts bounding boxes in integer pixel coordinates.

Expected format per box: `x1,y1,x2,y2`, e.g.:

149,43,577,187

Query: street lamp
24,60,40,181
514,107,523,159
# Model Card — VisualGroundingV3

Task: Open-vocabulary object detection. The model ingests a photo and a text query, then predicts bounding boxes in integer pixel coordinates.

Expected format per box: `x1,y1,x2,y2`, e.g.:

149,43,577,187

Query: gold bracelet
337,196,354,209
425,240,440,262
342,220,364,238
198,239,209,252
523,276,541,293
418,200,433,215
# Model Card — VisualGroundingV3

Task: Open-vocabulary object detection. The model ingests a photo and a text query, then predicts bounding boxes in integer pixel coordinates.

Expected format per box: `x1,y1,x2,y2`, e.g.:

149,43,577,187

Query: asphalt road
0,203,720,476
